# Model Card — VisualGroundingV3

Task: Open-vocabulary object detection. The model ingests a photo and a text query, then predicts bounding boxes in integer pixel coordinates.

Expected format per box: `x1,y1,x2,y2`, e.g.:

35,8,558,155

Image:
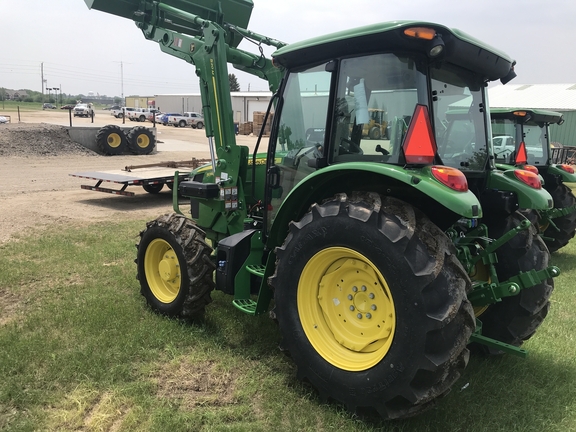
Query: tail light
522,164,539,174
431,166,468,192
514,169,542,189
559,164,575,174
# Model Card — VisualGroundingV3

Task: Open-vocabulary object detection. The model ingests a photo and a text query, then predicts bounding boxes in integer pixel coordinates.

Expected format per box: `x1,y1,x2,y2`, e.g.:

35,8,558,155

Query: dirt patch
0,290,22,327
153,358,237,409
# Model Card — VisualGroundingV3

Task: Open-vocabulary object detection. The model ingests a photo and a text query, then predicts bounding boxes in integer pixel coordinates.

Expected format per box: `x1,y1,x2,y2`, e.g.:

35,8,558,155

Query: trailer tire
269,193,474,419
543,183,576,253
142,183,164,194
137,213,215,321
127,126,155,155
96,125,127,155
476,211,553,352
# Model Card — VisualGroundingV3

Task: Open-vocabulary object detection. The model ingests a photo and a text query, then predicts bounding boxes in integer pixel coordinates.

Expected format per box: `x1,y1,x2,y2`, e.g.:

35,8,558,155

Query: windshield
523,123,548,165
433,64,489,171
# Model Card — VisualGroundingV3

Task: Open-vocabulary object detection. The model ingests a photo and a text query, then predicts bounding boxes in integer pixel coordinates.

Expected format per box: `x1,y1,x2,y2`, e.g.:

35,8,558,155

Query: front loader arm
86,0,285,186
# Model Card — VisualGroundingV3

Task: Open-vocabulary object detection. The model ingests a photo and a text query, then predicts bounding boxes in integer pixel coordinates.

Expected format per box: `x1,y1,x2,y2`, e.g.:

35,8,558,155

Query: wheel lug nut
357,313,362,319
347,294,353,300
352,286,358,292
369,293,375,299
361,285,366,291
349,306,355,311
371,305,377,310
366,313,372,319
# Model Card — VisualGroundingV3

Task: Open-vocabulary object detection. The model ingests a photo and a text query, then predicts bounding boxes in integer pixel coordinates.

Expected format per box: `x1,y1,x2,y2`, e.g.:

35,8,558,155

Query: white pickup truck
493,135,515,160
110,107,135,119
73,103,94,118
127,108,159,122
167,112,204,128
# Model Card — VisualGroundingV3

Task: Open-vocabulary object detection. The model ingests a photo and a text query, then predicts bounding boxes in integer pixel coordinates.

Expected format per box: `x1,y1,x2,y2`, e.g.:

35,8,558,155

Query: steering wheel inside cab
339,138,363,155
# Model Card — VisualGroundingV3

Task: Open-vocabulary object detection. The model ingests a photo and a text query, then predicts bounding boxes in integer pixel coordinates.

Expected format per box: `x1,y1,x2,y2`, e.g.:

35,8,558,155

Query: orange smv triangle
515,141,528,165
403,104,437,164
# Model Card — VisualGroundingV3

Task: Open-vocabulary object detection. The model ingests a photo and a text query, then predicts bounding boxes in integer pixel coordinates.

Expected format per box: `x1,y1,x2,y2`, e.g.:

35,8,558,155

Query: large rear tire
269,193,474,419
477,211,554,350
543,183,576,253
96,125,127,155
136,213,215,321
127,126,156,155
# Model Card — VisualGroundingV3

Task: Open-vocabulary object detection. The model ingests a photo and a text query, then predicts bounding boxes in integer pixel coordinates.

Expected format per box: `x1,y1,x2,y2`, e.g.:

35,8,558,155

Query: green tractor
434,106,558,353
490,107,576,252
85,0,560,419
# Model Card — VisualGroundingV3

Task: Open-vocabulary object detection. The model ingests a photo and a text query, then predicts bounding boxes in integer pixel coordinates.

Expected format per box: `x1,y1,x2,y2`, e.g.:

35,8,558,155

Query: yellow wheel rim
137,133,150,149
107,132,123,148
144,238,182,303
297,247,396,371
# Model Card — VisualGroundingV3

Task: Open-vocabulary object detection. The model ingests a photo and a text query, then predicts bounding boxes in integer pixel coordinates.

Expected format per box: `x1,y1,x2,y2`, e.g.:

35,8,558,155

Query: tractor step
246,264,266,277
232,298,257,315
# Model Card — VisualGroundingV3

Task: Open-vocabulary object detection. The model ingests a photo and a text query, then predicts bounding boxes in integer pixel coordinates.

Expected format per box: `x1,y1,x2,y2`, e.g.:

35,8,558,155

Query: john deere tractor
490,107,576,252
85,0,560,419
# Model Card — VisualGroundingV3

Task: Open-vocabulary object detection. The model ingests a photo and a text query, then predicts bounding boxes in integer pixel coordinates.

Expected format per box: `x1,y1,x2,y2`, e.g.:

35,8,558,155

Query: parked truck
73,103,94,118
167,111,205,128
85,0,560,419
127,107,160,122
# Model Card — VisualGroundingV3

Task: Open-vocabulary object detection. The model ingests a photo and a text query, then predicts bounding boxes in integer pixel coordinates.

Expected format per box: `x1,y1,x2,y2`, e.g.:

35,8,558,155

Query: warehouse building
489,84,576,147
154,91,272,124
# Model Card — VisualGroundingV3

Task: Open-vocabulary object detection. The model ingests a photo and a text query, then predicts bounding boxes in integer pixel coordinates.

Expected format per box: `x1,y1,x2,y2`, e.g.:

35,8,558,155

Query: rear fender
547,164,576,183
267,162,481,248
487,170,553,210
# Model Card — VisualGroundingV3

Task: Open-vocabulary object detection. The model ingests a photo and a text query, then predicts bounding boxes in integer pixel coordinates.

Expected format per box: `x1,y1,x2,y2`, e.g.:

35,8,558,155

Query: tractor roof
490,107,564,125
273,21,515,83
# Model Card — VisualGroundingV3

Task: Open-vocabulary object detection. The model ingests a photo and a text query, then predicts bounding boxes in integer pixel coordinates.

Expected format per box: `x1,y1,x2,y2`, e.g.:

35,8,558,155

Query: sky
1,0,575,99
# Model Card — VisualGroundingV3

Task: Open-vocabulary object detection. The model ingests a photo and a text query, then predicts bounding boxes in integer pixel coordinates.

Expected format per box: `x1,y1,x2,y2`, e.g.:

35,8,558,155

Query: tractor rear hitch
468,265,560,307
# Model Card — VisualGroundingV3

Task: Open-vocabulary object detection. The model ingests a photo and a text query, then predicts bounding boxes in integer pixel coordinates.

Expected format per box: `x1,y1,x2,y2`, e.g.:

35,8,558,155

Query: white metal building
154,91,272,123
488,84,576,147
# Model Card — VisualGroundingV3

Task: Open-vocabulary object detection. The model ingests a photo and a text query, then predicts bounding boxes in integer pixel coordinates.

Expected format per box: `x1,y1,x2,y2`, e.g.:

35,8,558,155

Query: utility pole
41,62,45,102
113,60,128,104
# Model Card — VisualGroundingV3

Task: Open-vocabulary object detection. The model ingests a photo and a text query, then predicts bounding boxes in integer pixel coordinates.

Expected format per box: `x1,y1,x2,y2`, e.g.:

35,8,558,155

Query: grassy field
0,219,575,432
0,100,108,113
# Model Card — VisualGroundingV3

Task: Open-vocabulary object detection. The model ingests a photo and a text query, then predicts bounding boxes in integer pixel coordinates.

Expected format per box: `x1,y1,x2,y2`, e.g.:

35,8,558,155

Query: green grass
0,101,107,113
0,220,575,431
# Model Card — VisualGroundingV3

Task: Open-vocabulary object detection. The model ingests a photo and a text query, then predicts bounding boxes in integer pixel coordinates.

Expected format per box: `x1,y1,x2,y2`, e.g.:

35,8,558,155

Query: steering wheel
339,139,363,155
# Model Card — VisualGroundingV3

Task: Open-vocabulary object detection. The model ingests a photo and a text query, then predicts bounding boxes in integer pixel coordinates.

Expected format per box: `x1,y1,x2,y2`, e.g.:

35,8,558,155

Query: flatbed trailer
69,159,208,196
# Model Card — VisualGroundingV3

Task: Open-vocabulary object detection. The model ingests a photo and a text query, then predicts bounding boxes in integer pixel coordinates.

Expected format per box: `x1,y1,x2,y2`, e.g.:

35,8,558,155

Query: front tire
269,193,474,419
477,211,554,350
136,213,215,320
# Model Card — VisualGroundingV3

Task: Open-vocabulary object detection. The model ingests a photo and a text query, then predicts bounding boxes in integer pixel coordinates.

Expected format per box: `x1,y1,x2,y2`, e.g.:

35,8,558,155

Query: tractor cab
266,22,516,235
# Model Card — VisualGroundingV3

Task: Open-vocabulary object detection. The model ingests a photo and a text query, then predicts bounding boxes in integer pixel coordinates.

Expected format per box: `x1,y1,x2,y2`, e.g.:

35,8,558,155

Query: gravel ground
0,123,95,157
